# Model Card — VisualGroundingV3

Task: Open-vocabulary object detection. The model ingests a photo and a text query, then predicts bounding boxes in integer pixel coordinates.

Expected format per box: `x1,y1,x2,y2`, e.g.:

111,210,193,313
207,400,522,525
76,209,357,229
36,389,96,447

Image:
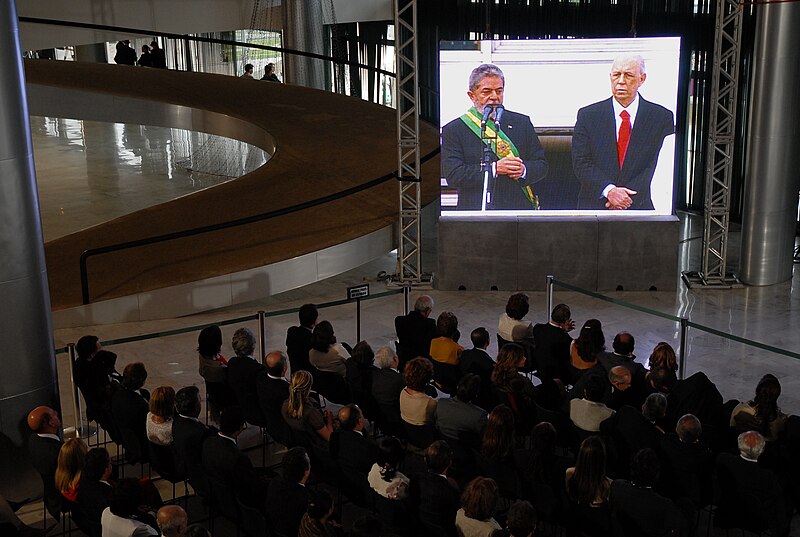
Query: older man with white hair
370,346,404,435
394,295,437,367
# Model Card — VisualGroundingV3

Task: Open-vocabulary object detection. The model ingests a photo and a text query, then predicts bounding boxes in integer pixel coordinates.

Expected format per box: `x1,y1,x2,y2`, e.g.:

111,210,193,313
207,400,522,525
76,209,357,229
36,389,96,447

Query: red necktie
617,110,631,168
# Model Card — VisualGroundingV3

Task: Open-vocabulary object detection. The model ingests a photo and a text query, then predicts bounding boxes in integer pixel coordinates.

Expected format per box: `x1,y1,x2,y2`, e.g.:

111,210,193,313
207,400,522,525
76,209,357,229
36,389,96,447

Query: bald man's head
265,351,288,377
157,505,188,537
608,366,632,391
27,406,60,434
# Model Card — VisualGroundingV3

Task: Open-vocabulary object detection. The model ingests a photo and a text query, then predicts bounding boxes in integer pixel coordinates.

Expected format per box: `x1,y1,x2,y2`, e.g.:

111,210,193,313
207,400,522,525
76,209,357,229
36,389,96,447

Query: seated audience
409,441,461,536
286,303,318,374
255,351,292,446
659,414,713,507
309,320,350,376
435,374,488,445
646,341,678,373
282,370,334,462
565,436,612,536
532,303,574,382
570,374,615,432
346,341,376,405
27,405,64,519
368,437,409,500
479,405,521,499
597,332,644,376
430,312,464,365
498,293,534,343
111,362,150,450
155,505,187,537
226,327,267,426
515,422,571,521
460,328,496,409
491,344,540,422
74,447,114,537
456,477,502,537
371,346,405,434
266,447,312,537
55,438,88,502
196,325,234,418
395,294,437,365
172,386,214,469
74,335,114,430
606,365,649,411
567,319,605,385
656,369,724,429
331,404,377,503
298,490,342,537
493,500,538,537
730,373,788,441
600,392,667,476
400,358,437,426
146,386,175,446
100,478,159,537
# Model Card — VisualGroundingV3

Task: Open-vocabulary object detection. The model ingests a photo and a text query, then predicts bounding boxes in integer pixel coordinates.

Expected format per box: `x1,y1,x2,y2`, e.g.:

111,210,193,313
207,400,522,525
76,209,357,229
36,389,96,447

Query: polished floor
31,116,269,241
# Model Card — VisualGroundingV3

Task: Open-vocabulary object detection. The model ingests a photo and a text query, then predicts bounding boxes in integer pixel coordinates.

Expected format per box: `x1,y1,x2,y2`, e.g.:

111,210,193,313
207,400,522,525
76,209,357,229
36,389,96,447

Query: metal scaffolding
682,0,744,288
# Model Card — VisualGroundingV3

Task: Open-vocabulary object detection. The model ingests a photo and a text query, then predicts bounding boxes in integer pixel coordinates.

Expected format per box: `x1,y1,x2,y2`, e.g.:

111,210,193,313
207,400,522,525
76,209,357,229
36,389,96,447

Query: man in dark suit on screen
441,63,548,210
572,54,674,211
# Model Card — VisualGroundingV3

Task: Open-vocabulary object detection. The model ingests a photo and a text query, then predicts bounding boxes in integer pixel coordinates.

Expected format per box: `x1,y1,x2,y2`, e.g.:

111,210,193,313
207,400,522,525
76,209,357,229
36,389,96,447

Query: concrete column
282,0,326,89
740,1,800,285
0,1,59,449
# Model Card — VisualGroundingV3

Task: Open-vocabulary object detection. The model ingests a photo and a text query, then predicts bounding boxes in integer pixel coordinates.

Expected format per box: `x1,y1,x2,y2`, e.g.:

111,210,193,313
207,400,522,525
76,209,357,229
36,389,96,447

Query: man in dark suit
441,63,548,211
394,295,437,366
656,369,724,430
606,365,650,411
27,406,63,519
659,414,713,507
201,406,267,510
266,447,312,537
286,303,317,374
572,54,675,211
110,362,150,456
330,405,378,505
73,447,114,537
409,441,461,537
600,393,667,477
226,328,267,426
435,374,488,445
371,346,405,435
598,332,646,377
459,328,496,411
255,351,293,446
172,386,214,470
532,303,574,382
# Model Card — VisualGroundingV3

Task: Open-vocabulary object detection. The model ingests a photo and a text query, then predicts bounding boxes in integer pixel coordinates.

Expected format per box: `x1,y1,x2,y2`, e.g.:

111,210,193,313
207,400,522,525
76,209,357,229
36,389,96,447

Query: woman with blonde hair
55,438,88,502
282,370,333,443
146,386,175,446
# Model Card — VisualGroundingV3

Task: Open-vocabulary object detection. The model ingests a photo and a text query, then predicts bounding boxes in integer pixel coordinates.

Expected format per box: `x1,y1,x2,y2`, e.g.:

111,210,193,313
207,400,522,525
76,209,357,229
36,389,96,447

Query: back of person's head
414,295,433,314
197,325,222,357
338,404,362,431
374,346,396,369
282,447,310,483
506,500,538,537
531,421,557,455
122,362,147,390
482,404,515,460
110,478,143,518
505,293,530,321
754,373,782,423
575,319,605,362
84,447,111,481
76,335,99,359
265,351,288,377
612,332,635,355
583,374,607,403
149,386,176,419
94,350,118,374
649,367,677,392
232,327,256,358
184,524,211,537
436,311,458,338
157,505,188,537
456,374,481,403
403,357,433,391
307,489,333,521
492,343,525,388
461,477,499,521
676,414,702,443
350,515,383,537
738,430,766,460
287,370,314,419
551,304,571,324
244,63,253,72
630,448,660,487
642,392,668,422
219,406,245,436
175,386,201,418
470,327,490,349
311,320,336,352
425,440,453,474
376,436,404,482
299,303,319,328
648,342,678,372
608,366,632,388
569,436,608,505
350,341,375,368
55,438,88,494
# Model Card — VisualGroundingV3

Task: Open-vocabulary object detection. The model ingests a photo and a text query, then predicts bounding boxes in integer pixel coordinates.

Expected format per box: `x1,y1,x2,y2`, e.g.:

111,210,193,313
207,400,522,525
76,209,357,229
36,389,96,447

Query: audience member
255,351,292,446
156,505,187,537
74,335,114,430
240,63,254,79
27,405,63,518
730,373,788,441
479,405,521,499
331,404,377,503
150,41,167,68
100,478,159,537
74,447,113,537
371,346,405,433
565,436,611,536
112,362,150,451
226,327,267,426
435,374,488,444
282,370,334,462
514,422,570,520
172,386,213,470
659,414,713,507
491,344,541,419
309,321,350,377
570,374,615,432
346,341,376,406
368,437,409,500
532,303,574,381
606,365,649,411
261,62,281,82
456,477,501,537
400,358,437,426
298,490,342,537
430,312,464,365
597,332,644,376
197,325,227,384
460,328,496,410
266,447,312,537
146,386,175,446
55,438,88,502
498,293,534,343
409,441,461,536
138,45,152,67
495,500,537,537
567,319,605,385
286,303,318,374
657,369,724,429
601,392,667,475
395,295,437,365
647,341,678,372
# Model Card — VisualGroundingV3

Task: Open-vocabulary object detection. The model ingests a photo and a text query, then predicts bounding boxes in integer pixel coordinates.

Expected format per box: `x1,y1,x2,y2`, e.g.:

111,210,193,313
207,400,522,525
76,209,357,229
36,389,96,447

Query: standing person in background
149,40,167,69
241,63,255,79
114,41,136,65
138,45,152,67
261,62,281,82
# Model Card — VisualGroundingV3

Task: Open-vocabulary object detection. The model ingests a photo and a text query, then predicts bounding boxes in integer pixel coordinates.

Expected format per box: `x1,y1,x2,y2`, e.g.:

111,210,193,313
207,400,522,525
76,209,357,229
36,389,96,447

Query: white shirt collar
389,368,399,374
354,429,363,436
613,93,640,134
219,432,238,445
267,374,286,381
37,433,61,441
178,414,199,422
740,454,759,463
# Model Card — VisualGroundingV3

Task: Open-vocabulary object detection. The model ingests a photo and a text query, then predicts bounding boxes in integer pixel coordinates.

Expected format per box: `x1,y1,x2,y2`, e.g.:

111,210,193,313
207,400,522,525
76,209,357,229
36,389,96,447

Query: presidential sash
459,107,539,209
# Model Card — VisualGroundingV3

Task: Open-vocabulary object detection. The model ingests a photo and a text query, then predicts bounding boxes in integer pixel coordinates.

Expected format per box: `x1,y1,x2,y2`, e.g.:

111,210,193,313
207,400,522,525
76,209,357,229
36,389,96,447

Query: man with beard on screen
441,63,548,211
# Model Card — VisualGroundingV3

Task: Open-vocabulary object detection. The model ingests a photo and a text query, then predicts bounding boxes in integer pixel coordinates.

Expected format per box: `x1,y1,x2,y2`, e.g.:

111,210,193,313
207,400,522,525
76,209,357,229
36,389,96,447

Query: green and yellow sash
459,107,539,210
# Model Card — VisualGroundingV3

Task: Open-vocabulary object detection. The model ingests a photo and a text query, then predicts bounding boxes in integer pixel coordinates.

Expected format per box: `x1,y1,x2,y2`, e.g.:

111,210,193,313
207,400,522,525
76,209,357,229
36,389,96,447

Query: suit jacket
610,479,688,536
266,476,310,537
597,352,646,377
665,372,723,428
659,433,713,506
226,355,267,425
371,368,405,426
330,429,378,474
74,479,113,537
286,325,314,373
255,371,292,445
172,415,212,469
28,433,63,518
409,471,461,537
441,110,548,210
532,323,572,382
572,95,674,210
201,434,264,507
111,388,149,450
459,348,495,410
434,397,487,444
395,311,437,363
600,405,663,475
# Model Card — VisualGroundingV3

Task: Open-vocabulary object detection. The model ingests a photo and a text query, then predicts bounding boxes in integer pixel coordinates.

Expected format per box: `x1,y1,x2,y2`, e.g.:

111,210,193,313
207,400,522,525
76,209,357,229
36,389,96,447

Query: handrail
78,148,440,304
18,16,396,78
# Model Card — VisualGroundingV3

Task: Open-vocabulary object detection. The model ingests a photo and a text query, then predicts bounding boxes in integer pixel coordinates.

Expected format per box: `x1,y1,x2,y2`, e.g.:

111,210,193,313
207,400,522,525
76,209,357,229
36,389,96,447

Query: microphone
480,104,494,133
494,105,505,129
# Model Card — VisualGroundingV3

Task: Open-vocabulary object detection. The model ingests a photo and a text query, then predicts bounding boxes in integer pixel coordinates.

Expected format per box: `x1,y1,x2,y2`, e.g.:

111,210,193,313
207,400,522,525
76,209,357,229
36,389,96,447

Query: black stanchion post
678,317,689,380
258,310,266,365
356,298,361,342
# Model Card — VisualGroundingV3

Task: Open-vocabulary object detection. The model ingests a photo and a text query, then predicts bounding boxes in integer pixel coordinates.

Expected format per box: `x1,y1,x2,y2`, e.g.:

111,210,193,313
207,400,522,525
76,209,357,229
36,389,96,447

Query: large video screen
439,38,680,216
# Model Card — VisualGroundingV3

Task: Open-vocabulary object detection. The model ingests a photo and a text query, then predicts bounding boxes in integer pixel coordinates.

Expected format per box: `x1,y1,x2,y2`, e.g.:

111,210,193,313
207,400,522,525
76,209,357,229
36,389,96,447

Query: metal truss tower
683,0,744,288
394,0,427,285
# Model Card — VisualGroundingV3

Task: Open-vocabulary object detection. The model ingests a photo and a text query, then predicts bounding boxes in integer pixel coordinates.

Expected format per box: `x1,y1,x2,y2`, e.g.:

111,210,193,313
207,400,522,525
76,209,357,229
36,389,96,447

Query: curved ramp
24,60,440,311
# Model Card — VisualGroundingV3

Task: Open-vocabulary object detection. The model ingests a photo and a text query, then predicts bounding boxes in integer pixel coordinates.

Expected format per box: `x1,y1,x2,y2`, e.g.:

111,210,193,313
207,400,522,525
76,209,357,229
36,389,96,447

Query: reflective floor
31,116,269,241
